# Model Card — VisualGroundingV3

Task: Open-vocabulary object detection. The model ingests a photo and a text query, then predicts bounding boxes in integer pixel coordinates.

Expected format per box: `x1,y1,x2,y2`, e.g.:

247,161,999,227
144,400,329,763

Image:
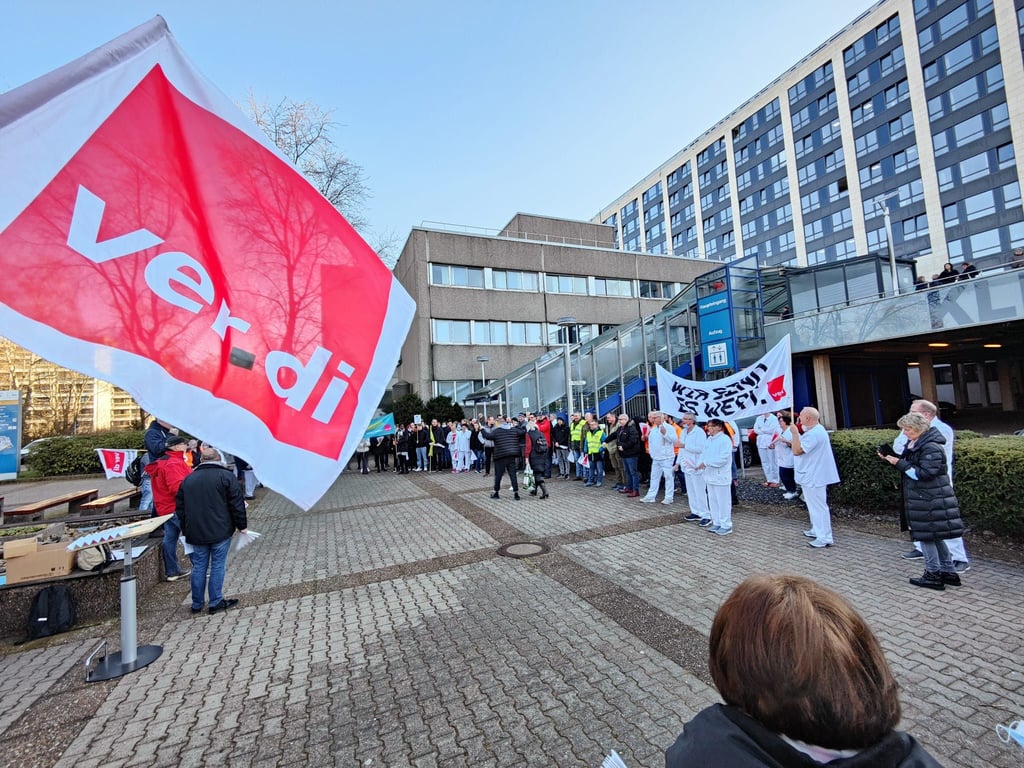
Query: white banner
656,335,792,421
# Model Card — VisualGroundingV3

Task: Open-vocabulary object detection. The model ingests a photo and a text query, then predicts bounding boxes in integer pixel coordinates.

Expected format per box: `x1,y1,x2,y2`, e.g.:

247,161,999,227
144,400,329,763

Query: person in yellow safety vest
569,413,586,481
583,416,607,487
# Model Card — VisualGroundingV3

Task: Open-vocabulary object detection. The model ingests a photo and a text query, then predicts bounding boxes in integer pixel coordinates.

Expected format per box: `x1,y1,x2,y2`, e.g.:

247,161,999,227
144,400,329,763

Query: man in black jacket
176,445,248,614
481,417,526,500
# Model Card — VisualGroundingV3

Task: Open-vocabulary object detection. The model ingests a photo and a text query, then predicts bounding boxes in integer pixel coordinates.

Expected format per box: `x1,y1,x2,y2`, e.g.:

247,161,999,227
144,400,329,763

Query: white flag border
0,18,414,510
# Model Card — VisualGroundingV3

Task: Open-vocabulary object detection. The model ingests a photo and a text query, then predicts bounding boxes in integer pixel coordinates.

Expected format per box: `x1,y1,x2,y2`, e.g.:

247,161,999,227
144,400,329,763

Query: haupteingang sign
656,336,792,421
0,18,414,509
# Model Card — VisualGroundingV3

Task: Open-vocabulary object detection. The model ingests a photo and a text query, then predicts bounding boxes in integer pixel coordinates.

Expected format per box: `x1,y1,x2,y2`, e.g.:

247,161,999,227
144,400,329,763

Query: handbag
523,465,536,491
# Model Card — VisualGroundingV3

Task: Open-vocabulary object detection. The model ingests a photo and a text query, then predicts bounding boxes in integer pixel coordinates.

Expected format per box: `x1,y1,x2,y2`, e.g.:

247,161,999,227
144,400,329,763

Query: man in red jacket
145,435,193,581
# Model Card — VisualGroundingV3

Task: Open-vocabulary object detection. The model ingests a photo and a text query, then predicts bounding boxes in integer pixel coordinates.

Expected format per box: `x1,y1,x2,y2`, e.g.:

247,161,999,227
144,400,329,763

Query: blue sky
2,1,876,248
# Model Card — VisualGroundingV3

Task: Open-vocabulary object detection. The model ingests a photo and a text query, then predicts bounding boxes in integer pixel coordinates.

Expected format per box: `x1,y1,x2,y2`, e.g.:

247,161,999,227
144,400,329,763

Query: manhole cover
497,541,550,558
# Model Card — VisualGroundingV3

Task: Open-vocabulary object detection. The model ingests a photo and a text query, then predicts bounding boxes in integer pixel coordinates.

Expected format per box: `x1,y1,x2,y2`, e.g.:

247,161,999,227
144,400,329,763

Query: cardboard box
4,537,76,585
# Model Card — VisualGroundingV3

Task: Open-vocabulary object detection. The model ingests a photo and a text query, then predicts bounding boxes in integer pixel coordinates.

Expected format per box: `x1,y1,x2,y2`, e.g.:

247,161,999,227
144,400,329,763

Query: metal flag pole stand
69,515,171,682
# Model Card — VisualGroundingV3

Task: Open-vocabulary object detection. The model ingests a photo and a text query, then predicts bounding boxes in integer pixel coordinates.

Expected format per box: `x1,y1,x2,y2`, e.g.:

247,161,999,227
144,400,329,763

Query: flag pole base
86,644,162,682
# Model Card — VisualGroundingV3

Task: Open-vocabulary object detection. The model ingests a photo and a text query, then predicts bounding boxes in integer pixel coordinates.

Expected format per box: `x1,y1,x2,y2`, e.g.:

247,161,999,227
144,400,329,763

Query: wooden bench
79,487,142,515
3,489,99,523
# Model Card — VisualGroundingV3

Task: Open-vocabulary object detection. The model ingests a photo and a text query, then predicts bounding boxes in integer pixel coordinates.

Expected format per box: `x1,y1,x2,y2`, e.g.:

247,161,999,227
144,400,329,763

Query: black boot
490,492,500,499
529,488,537,496
909,570,945,590
513,492,521,500
540,484,549,499
939,571,962,586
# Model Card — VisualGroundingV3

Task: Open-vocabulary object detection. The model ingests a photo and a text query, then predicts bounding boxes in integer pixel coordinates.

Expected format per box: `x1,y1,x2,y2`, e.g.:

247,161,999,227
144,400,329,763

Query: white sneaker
783,492,797,500
661,499,674,505
640,496,656,503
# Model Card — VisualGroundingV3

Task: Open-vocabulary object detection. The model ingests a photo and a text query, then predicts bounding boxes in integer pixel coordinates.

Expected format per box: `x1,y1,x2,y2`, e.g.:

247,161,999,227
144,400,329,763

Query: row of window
432,320,625,348
927,63,1003,122
740,203,793,239
805,206,854,242
863,178,925,218
859,146,919,187
923,25,998,86
742,230,797,260
937,143,1014,191
847,46,906,98
788,62,834,105
666,163,690,188
947,221,1024,261
918,0,994,53
943,181,1021,228
792,90,837,131
806,238,857,266
844,13,901,69
794,118,841,158
797,148,846,186
733,98,781,142
736,152,787,191
851,80,909,127
643,181,662,207
854,110,915,158
801,179,849,215
933,102,1009,156
697,138,727,167
431,264,689,299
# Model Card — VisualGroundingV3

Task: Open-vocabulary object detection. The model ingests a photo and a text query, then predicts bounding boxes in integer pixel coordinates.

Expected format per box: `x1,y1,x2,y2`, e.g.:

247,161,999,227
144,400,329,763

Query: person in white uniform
640,411,679,504
894,399,969,572
698,419,735,535
791,407,840,548
678,412,710,524
753,411,780,487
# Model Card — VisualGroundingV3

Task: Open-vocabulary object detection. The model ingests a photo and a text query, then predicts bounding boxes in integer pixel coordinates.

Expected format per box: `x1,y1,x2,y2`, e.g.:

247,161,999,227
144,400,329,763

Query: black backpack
26,585,76,640
533,432,549,453
125,454,145,486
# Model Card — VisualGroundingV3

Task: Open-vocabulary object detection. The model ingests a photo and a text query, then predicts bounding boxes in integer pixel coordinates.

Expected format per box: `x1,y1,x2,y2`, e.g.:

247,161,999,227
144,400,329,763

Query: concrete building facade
392,215,716,406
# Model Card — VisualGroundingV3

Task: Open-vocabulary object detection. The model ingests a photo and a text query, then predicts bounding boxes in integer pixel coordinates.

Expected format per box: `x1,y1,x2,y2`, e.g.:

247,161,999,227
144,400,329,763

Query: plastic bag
522,465,536,491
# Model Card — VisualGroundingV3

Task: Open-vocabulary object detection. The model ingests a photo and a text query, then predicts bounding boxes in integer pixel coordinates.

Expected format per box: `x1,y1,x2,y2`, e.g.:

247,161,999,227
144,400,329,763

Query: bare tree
243,92,370,231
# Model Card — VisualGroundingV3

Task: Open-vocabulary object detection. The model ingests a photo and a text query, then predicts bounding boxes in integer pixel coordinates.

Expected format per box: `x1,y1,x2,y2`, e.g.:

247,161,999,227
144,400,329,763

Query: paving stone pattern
2,470,1023,767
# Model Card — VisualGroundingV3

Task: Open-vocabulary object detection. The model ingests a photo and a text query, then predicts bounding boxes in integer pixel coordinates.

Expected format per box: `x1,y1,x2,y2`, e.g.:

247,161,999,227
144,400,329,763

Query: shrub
24,430,145,476
393,393,426,429
828,427,1023,536
425,395,465,424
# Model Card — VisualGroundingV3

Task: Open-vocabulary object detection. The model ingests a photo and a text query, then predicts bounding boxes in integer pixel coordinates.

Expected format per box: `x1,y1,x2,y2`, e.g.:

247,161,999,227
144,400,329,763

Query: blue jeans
416,446,428,469
162,513,186,576
189,537,232,610
139,473,154,513
587,455,604,485
474,449,486,470
623,456,640,492
920,539,953,573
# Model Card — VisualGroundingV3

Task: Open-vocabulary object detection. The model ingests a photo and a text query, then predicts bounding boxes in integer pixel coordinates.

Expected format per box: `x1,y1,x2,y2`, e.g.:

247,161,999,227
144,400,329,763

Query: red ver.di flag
0,18,414,509
656,335,792,421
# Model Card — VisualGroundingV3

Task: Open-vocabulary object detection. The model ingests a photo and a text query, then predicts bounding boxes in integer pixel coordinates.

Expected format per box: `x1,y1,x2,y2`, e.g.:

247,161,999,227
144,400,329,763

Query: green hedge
23,430,145,476
829,428,1024,536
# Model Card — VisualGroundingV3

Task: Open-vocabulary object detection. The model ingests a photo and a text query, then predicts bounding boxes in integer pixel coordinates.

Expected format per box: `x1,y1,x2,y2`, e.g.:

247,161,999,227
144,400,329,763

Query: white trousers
644,457,675,502
758,445,779,483
915,537,967,561
707,483,732,529
803,485,833,544
684,472,709,518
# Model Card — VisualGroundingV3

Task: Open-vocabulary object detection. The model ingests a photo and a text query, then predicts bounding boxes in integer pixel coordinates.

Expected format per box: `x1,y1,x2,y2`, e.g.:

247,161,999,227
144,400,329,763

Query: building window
492,269,538,292
544,274,588,295
594,278,634,297
432,319,471,344
431,264,484,288
509,322,543,345
473,321,508,345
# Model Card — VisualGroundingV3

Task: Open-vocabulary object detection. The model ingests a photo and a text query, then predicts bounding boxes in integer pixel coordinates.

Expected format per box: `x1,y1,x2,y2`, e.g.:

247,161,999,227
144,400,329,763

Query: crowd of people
362,397,967,589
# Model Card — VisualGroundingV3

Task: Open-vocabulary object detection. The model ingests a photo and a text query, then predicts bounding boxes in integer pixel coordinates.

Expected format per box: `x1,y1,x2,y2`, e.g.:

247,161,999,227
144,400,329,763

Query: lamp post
556,316,576,415
874,200,900,296
476,355,489,419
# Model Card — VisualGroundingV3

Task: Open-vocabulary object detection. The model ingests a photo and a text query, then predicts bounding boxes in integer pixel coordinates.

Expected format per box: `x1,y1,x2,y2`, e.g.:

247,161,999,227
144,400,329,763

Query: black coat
665,704,941,768
894,427,964,542
481,424,526,460
616,422,643,458
175,463,248,545
526,430,548,472
550,422,570,448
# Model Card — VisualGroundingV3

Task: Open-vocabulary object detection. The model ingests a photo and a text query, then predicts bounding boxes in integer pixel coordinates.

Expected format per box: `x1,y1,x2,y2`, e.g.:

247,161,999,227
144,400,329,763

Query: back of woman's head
709,574,900,749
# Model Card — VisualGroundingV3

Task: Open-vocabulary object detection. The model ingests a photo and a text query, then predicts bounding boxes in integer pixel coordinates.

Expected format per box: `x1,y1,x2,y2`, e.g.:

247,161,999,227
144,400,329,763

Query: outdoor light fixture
983,343,1002,348
928,342,949,348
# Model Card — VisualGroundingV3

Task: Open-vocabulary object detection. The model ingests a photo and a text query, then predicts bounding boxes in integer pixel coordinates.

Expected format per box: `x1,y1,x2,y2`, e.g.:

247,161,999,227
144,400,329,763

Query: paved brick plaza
0,469,1022,767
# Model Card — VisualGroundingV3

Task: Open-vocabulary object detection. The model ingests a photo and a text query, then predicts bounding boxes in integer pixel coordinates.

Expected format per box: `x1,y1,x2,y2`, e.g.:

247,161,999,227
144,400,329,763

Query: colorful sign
0,390,21,480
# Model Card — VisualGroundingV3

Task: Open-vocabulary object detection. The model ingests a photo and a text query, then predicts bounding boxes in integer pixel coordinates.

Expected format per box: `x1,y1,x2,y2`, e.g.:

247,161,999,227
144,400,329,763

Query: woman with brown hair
665,574,940,767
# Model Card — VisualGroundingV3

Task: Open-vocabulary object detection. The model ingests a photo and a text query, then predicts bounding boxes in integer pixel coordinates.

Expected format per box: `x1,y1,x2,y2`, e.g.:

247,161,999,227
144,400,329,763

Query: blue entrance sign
0,390,22,480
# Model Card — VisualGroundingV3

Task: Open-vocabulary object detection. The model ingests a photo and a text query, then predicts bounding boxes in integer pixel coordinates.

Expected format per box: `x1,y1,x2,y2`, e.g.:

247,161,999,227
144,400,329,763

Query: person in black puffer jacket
481,418,526,499
878,412,964,590
615,415,643,496
550,416,571,479
665,574,942,768
525,422,549,499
